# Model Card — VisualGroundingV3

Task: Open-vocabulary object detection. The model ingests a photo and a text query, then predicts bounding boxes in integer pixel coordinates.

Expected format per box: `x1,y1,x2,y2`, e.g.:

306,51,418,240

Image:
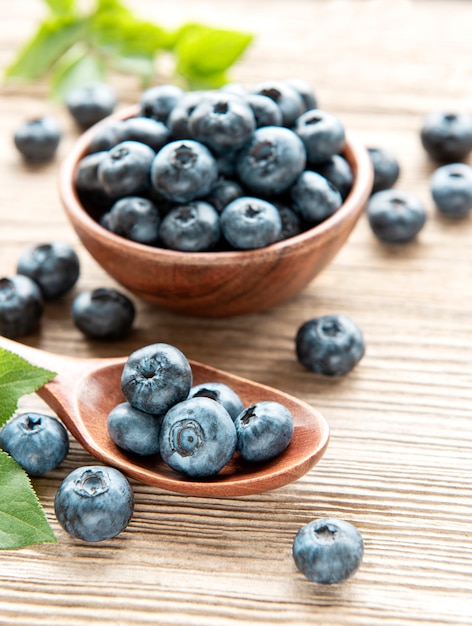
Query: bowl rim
59,104,373,266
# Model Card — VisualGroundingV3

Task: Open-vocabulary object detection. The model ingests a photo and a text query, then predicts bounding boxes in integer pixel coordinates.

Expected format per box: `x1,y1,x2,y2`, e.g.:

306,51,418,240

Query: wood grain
1,1,472,624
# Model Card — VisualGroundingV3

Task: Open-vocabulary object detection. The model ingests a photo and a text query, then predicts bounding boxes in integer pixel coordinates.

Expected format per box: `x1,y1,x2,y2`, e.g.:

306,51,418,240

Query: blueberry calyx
170,419,205,456
173,145,197,169
74,468,110,497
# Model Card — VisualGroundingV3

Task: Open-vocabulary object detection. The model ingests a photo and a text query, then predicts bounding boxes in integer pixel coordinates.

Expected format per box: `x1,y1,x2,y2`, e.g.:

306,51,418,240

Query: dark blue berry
14,116,61,163
234,401,294,462
275,204,302,240
296,314,365,376
140,84,184,123
88,120,123,153
71,288,135,340
0,412,69,476
420,111,472,163
367,189,427,243
220,196,282,250
118,116,171,152
284,78,318,111
293,518,364,584
54,465,134,542
166,91,206,139
189,92,256,152
188,382,244,421
107,402,162,456
17,242,80,300
100,196,161,245
294,109,346,164
235,126,306,196
98,140,155,199
159,397,237,477
312,154,353,200
244,93,283,128
204,178,244,213
0,275,43,339
291,170,343,225
368,147,401,194
430,162,472,218
159,201,220,251
151,140,218,204
121,343,193,416
65,82,117,129
251,80,305,126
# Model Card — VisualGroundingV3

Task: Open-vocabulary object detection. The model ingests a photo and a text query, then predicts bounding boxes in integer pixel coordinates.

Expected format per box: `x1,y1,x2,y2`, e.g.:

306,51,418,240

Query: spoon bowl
0,336,329,497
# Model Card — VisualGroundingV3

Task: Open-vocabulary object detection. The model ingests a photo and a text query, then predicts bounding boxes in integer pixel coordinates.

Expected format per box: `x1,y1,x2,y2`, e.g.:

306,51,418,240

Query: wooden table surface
1,1,472,624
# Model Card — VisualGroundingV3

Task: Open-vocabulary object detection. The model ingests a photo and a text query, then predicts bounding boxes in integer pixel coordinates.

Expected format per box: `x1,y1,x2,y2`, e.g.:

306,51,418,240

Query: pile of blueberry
74,80,353,252
109,342,294,476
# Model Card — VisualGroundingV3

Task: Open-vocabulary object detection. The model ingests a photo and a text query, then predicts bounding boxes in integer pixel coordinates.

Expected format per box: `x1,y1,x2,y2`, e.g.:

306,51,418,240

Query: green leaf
174,23,253,80
0,452,57,550
50,45,106,100
5,15,86,82
0,348,56,428
44,0,76,15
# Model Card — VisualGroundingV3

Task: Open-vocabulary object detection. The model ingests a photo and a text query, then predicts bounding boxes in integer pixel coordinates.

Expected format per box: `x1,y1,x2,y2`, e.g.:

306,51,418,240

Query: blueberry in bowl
59,81,373,317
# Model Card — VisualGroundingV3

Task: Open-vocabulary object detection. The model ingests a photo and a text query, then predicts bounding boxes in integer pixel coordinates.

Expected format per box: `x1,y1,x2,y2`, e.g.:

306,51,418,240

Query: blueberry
107,402,162,456
75,151,109,196
167,91,207,139
14,116,61,163
17,242,80,300
98,140,155,199
220,196,282,250
118,116,171,152
312,154,353,200
430,162,472,218
71,288,135,340
189,92,256,152
88,120,123,153
274,204,302,240
159,397,237,477
204,178,244,213
235,126,306,196
234,401,294,462
0,412,69,476
244,93,283,128
292,518,364,584
159,201,220,252
140,84,184,123
54,465,134,542
151,140,218,204
284,78,318,111
100,196,161,245
367,189,427,243
368,147,401,194
121,343,193,416
219,82,247,97
65,82,117,129
296,314,365,376
251,80,305,126
420,111,472,163
294,109,346,164
188,382,244,421
0,275,43,339
291,170,343,225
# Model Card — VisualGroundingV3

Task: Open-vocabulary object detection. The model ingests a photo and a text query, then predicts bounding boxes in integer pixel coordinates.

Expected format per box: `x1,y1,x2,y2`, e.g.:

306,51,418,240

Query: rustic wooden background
1,0,472,624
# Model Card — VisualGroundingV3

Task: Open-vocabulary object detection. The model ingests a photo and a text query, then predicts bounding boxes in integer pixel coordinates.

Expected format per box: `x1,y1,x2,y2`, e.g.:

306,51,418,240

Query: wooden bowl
59,107,373,317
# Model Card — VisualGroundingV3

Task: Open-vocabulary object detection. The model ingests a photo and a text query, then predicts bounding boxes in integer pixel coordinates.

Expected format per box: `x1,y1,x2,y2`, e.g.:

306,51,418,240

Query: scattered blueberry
430,162,472,218
220,196,282,250
107,402,162,456
54,465,134,542
121,343,193,415
368,147,401,194
0,412,69,476
65,82,117,129
14,116,61,163
71,287,135,340
159,201,221,251
292,518,364,584
290,170,343,225
97,140,155,199
151,140,218,204
251,80,305,126
140,84,184,124
234,401,294,462
100,196,161,245
16,242,80,300
294,109,346,164
420,111,472,163
296,314,365,376
367,189,427,243
188,381,244,421
159,397,237,477
0,274,43,339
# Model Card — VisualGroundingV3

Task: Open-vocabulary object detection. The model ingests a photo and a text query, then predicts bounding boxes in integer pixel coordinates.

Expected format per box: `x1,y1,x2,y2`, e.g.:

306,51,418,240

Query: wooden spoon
0,336,329,497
